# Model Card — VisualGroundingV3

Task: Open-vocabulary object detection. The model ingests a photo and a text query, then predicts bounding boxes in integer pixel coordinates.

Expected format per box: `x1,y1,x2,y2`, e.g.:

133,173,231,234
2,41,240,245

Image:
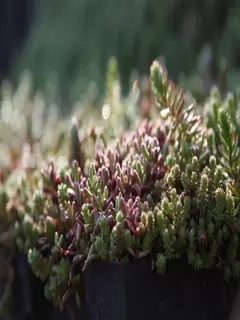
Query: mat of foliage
4,60,240,312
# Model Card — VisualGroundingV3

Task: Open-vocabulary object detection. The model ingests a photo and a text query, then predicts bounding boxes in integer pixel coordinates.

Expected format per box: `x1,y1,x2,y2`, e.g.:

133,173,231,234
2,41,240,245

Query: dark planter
80,256,227,320
12,253,52,320
10,255,229,320
11,252,87,320
0,253,28,320
49,298,89,320
225,279,239,318
0,279,11,320
145,259,227,320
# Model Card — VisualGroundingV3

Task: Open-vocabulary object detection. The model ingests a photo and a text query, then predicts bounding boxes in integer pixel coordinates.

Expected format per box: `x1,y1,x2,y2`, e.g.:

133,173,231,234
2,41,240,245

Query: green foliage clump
3,58,240,312
13,117,167,308
156,156,240,279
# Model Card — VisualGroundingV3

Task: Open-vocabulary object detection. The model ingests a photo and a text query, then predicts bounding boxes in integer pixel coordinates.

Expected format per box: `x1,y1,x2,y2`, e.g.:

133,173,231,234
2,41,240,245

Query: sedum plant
149,61,240,278
13,119,167,308
150,60,208,169
205,87,240,193
155,155,240,279
8,60,240,312
0,59,162,313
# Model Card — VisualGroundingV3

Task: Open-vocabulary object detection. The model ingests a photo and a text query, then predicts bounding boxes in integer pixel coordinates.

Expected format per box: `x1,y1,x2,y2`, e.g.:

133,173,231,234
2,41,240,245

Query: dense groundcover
1,60,240,320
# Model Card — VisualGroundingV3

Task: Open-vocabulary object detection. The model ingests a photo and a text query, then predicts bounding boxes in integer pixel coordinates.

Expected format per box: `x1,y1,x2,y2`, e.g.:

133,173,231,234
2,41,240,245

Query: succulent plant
149,61,240,276
12,117,166,306
154,155,240,278
8,60,240,313
205,86,240,200
150,60,208,169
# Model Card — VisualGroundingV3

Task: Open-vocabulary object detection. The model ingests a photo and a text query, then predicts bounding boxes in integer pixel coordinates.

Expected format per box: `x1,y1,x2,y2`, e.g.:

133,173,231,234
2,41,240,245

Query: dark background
0,0,37,80
0,0,240,106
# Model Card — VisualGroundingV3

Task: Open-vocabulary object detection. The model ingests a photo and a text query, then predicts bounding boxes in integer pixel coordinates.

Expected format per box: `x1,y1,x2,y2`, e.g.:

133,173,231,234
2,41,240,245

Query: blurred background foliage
2,0,240,109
